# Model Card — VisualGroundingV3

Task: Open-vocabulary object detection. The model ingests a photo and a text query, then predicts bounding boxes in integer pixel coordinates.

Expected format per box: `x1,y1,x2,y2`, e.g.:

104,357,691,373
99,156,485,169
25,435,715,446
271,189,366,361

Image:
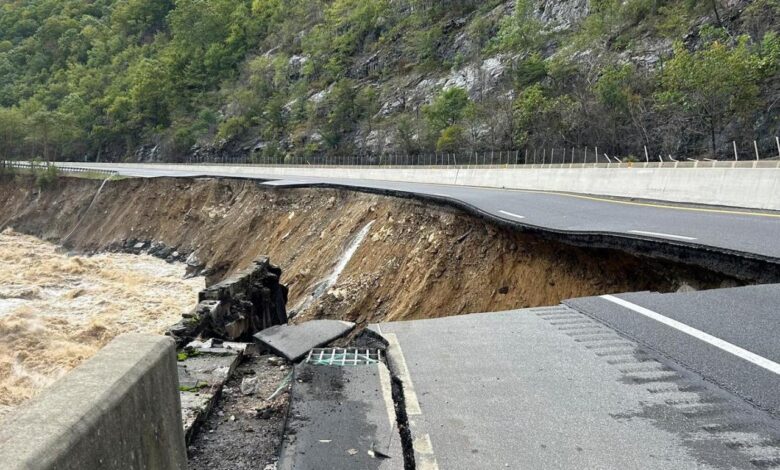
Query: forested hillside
0,0,778,162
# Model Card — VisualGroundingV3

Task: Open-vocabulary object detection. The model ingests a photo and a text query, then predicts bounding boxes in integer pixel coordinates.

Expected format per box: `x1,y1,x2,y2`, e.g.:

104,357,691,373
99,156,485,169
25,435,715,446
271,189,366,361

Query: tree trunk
710,121,717,159
711,0,722,26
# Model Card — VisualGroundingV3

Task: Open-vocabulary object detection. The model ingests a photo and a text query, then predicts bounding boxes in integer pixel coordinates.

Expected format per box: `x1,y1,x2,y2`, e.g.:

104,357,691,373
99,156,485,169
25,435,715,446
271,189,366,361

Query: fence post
754,141,760,161
733,141,739,161
595,147,599,163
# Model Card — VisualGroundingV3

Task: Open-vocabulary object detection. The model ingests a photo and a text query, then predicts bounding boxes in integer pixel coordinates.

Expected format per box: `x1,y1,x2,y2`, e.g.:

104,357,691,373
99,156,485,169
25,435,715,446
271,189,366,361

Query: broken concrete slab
278,361,403,470
253,320,355,362
178,346,243,442
186,338,259,356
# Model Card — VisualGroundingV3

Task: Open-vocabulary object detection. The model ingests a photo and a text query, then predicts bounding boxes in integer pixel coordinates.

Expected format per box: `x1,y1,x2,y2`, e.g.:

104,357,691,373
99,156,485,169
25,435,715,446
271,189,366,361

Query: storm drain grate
305,348,382,366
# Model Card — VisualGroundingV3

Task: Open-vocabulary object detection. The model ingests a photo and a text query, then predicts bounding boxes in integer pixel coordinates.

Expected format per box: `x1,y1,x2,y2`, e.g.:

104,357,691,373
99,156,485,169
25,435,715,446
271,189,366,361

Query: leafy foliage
0,0,776,162
657,37,770,156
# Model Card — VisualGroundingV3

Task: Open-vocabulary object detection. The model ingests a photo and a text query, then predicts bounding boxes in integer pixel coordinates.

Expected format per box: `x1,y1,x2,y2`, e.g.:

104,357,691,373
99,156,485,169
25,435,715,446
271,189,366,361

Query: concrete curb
0,334,186,470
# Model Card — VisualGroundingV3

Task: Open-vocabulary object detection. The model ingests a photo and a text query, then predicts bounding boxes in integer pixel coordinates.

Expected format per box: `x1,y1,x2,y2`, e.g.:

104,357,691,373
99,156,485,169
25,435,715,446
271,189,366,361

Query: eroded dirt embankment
0,176,737,327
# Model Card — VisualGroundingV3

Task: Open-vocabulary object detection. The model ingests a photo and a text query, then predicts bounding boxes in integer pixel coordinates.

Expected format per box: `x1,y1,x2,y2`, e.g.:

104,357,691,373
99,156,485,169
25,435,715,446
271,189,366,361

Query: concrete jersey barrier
44,162,780,211
0,334,186,470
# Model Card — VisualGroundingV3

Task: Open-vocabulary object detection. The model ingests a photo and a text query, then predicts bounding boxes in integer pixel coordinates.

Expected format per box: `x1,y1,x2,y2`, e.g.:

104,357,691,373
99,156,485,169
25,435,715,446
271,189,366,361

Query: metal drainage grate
305,348,382,366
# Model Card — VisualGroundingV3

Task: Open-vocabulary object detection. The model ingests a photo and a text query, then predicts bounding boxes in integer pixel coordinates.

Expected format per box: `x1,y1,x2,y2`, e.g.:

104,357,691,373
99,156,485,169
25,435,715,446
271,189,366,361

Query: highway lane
70,164,780,264
375,306,780,469
565,285,780,417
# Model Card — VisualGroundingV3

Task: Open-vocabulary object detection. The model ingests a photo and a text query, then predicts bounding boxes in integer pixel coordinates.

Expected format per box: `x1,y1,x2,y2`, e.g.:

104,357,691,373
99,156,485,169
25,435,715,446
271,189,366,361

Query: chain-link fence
180,136,780,168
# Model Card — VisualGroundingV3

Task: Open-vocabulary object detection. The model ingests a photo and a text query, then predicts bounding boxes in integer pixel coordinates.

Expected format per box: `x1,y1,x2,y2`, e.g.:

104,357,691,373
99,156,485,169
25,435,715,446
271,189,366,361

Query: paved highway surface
279,361,402,470
65,164,780,264
375,304,780,469
565,285,780,416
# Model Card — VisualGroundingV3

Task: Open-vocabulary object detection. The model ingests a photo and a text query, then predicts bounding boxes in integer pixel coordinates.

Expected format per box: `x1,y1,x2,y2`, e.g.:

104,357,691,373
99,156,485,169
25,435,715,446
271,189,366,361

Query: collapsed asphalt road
54,162,780,282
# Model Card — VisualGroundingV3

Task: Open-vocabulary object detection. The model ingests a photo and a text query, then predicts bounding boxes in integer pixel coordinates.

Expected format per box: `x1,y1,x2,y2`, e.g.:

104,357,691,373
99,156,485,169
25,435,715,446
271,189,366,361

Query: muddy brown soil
0,175,737,327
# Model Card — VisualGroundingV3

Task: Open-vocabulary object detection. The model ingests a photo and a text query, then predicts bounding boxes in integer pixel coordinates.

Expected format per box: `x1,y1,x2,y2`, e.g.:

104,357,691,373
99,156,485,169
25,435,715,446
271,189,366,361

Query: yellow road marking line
414,434,440,470
514,189,780,218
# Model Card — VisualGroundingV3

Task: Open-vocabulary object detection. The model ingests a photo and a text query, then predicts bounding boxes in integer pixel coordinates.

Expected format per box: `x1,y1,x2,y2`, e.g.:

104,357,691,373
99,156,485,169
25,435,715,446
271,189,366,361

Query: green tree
436,125,464,152
320,79,361,150
657,38,767,157
423,87,470,132
490,0,543,53
0,107,26,159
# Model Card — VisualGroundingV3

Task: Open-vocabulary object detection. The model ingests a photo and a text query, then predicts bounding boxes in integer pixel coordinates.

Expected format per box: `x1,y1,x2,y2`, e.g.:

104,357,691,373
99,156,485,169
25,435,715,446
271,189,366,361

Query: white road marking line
601,295,780,375
499,210,526,220
628,230,697,241
384,333,422,415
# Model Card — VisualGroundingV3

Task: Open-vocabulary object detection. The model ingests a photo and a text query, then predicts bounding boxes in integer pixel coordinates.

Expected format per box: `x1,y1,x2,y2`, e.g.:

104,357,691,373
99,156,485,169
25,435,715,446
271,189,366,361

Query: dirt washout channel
0,175,743,327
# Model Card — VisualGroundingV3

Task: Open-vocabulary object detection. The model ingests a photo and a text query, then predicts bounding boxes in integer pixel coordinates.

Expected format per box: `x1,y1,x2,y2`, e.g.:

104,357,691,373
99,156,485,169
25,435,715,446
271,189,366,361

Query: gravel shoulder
187,354,292,470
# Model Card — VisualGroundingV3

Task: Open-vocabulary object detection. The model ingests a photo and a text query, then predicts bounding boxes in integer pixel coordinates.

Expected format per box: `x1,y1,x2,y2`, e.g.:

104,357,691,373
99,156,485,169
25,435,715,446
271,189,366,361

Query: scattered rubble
186,354,291,470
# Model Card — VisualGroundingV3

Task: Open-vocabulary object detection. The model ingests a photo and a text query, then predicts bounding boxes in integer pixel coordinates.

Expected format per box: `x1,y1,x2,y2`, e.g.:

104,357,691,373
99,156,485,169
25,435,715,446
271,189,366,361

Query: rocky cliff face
533,0,590,31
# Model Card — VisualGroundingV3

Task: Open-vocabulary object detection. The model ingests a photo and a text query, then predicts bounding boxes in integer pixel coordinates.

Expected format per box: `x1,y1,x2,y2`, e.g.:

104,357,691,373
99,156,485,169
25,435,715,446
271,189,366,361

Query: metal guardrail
1,161,117,176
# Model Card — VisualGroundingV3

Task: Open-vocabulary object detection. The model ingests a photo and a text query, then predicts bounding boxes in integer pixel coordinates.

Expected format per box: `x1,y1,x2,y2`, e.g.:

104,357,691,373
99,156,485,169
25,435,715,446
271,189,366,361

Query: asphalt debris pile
186,320,381,470
169,257,289,345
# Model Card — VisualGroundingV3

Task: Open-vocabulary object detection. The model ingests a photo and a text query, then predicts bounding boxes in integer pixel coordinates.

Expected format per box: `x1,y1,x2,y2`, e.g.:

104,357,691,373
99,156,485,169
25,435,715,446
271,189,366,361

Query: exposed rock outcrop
533,0,589,31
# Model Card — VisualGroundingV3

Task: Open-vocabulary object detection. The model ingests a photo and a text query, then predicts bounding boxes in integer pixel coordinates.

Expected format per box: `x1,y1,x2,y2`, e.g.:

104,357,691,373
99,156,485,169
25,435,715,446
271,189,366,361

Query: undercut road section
52,163,780,282
565,285,780,417
374,307,780,469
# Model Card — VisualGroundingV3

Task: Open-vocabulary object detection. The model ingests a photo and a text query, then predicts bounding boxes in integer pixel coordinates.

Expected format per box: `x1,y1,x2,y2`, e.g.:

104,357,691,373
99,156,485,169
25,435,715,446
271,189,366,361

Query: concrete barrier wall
0,334,186,470
59,162,780,210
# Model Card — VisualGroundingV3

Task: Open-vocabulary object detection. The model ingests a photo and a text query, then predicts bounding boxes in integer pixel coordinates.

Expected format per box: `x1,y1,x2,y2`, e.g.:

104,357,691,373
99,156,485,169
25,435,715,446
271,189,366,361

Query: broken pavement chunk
253,320,355,362
240,376,260,395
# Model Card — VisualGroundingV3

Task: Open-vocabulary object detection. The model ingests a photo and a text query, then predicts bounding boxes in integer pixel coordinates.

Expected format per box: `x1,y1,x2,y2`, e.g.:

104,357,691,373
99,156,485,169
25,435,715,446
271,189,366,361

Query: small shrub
35,164,59,189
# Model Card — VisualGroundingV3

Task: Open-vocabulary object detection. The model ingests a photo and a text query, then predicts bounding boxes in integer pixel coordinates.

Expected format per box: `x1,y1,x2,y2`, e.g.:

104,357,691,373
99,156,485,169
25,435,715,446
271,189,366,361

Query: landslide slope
0,175,733,325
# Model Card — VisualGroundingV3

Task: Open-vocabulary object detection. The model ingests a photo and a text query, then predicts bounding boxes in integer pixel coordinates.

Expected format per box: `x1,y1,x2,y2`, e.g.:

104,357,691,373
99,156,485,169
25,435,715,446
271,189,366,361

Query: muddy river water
0,229,203,418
